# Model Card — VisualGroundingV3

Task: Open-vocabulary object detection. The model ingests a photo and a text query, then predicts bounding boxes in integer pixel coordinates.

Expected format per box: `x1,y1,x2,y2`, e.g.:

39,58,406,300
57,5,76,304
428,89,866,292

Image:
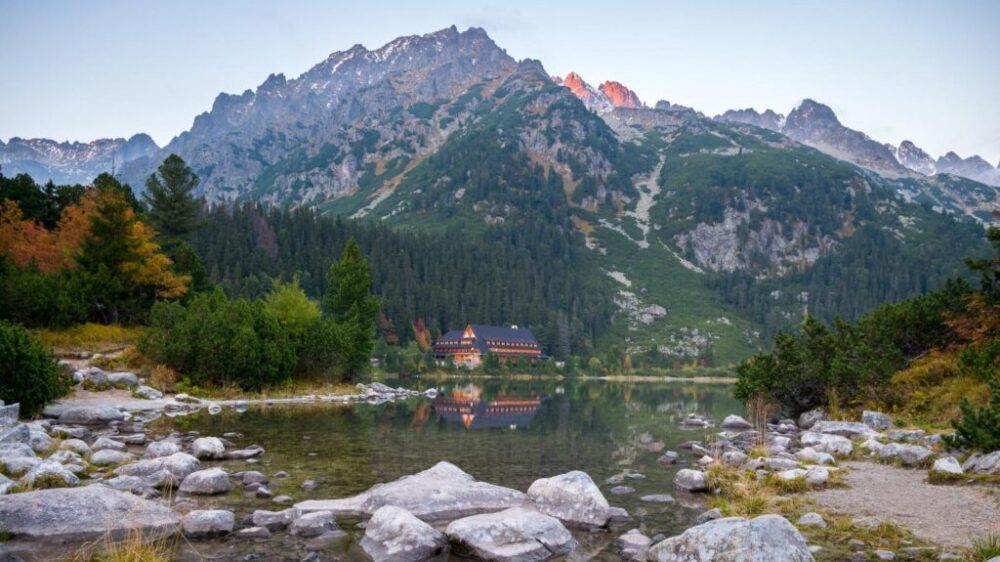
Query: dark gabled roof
437,330,465,341
469,324,539,343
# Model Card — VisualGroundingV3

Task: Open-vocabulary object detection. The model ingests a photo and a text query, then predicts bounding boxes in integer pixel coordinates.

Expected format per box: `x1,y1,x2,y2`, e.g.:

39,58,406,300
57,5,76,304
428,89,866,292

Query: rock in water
720,415,753,429
90,449,134,466
296,461,527,520
56,406,125,425
115,452,200,480
182,509,234,538
178,467,230,495
0,486,178,542
289,511,336,537
144,440,181,458
446,506,576,562
527,471,613,527
673,469,708,492
646,514,814,562
191,437,225,459
618,528,652,560
252,508,299,531
361,506,447,562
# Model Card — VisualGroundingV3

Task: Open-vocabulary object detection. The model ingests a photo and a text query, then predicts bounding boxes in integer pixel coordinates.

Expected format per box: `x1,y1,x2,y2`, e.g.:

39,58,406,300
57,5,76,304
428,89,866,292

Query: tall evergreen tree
144,154,202,240
324,238,380,378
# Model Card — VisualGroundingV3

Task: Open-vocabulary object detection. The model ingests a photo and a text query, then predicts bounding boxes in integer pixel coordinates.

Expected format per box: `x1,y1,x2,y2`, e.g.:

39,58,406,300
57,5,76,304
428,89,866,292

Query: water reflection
432,383,543,429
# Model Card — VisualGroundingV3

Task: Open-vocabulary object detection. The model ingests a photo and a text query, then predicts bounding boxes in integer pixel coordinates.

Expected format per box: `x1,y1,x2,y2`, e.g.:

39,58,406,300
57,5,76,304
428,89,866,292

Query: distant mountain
552,72,643,112
716,101,1000,191
0,134,158,185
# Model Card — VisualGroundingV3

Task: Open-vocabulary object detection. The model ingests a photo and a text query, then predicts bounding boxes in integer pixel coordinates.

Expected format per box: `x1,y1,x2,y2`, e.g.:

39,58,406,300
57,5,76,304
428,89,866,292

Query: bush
948,376,1000,452
0,320,70,416
141,291,296,390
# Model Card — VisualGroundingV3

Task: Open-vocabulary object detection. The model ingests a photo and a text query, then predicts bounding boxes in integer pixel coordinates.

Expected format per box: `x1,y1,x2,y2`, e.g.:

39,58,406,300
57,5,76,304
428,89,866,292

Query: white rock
800,432,853,456
446,506,576,562
361,506,447,562
178,467,230,495
143,440,181,458
878,443,931,466
932,456,964,476
289,510,336,537
58,439,91,456
862,411,893,431
720,415,753,430
191,437,225,460
181,509,234,538
811,420,877,439
527,470,613,527
646,514,814,562
19,460,79,488
797,512,826,528
114,452,200,480
90,449,134,466
252,508,300,530
804,467,829,485
673,469,709,492
92,437,126,452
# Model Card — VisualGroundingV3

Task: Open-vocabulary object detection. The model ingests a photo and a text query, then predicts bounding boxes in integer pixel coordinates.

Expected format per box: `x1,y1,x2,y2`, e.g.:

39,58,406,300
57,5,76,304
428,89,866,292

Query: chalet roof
468,324,539,343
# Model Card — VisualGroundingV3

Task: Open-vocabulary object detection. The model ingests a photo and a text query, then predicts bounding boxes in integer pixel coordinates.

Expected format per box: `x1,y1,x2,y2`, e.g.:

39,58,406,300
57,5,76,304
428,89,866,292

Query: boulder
144,440,181,458
0,486,178,542
645,514,814,562
19,460,79,488
0,474,15,495
810,421,877,439
58,439,91,456
720,415,753,430
47,449,83,465
963,451,1000,474
56,406,125,425
932,456,964,476
179,467,230,495
289,510,336,537
764,457,800,471
797,408,825,430
361,506,448,562
796,447,835,466
0,424,29,445
657,451,679,465
181,509,234,538
191,437,225,460
804,467,829,485
100,475,156,497
133,386,163,400
862,411,893,431
107,372,138,388
91,437,126,452
673,469,708,492
252,508,299,531
640,494,675,503
27,430,53,453
800,432,853,456
797,512,827,528
696,508,723,524
49,425,89,439
526,470,612,527
878,443,931,466
296,461,527,521
90,449,134,466
114,452,200,480
618,528,652,560
446,506,576,562
1,456,40,476
224,445,265,460
886,429,925,443
721,451,748,467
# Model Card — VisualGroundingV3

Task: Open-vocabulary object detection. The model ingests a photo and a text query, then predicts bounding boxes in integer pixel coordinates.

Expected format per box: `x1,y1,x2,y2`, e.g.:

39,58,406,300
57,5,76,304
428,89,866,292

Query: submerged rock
296,461,527,521
0,486,178,542
182,509,234,538
527,471,613,527
618,528,652,560
361,506,448,562
446,506,576,562
646,514,814,562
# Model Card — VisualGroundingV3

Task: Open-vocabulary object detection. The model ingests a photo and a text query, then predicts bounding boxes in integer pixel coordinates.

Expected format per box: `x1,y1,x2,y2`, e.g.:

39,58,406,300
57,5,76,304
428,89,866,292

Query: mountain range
2,26,996,365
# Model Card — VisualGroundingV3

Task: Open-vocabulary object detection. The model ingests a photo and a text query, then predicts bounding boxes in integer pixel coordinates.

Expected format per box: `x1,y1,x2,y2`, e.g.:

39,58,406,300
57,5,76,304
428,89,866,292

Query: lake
163,377,742,561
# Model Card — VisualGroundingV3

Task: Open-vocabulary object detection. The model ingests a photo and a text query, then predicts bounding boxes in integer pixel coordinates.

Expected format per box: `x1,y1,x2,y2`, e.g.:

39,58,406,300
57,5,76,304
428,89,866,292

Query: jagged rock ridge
0,134,158,185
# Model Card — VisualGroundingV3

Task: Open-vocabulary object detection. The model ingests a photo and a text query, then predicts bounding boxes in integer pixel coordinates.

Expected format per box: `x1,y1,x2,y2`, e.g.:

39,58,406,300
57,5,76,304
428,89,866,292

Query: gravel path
808,460,1000,549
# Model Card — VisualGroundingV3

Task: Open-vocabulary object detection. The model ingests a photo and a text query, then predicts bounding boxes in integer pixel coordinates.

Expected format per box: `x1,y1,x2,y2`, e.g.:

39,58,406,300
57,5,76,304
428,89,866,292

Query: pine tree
144,154,202,241
324,238,380,378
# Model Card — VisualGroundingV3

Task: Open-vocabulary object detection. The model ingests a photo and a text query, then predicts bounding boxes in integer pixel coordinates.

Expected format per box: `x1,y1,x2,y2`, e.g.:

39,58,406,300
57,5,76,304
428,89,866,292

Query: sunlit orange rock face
599,81,643,109
558,72,608,109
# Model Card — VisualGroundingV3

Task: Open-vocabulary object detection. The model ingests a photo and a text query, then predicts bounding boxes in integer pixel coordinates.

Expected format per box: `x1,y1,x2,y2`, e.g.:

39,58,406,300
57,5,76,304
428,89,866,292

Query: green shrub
0,320,70,416
141,290,296,390
948,376,1000,452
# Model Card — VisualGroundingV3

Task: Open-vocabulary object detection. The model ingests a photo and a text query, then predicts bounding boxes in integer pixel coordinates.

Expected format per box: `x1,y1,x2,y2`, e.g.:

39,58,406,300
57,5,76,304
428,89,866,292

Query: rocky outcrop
526,471,614,527
296,461,527,520
361,506,448,562
446,506,576,562
0,486,178,542
645,514,814,562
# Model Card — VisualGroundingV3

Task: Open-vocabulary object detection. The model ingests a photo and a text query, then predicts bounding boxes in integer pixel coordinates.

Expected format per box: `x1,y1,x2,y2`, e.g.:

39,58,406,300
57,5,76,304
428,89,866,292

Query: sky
1,0,998,164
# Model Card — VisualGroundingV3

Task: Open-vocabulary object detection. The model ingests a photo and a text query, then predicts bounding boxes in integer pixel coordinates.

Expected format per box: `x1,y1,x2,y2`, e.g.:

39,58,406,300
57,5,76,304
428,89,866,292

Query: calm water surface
166,377,741,561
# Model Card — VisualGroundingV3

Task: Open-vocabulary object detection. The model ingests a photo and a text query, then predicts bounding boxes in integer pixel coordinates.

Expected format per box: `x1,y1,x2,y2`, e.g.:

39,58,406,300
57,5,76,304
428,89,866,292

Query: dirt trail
808,460,1000,549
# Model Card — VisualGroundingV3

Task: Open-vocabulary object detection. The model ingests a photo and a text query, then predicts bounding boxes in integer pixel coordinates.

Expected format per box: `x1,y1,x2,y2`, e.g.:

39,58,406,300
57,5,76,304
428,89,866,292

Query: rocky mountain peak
556,72,612,113
895,140,936,175
716,108,785,131
785,99,841,129
598,81,643,109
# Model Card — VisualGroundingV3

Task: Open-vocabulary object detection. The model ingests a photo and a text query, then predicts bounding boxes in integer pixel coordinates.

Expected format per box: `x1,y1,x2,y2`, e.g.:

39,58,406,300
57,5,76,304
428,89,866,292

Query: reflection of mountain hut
432,385,542,429
432,325,542,368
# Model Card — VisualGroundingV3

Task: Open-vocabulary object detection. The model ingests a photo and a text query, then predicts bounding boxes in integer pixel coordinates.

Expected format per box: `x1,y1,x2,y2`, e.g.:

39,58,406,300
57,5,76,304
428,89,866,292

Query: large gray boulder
143,440,181,458
56,406,125,425
178,467,230,495
800,432,853,456
646,514,814,562
107,372,138,388
181,509,234,538
720,415,753,430
296,461,527,520
862,411,893,431
0,424,29,444
878,443,931,466
963,451,1000,474
797,408,825,430
810,421,877,439
932,456,964,476
114,452,200,480
446,506,576,562
361,506,447,562
0,486,178,542
526,471,613,527
252,508,299,531
91,437,126,452
133,385,163,400
58,439,91,456
673,469,709,492
191,437,225,460
90,449,134,466
19,460,79,488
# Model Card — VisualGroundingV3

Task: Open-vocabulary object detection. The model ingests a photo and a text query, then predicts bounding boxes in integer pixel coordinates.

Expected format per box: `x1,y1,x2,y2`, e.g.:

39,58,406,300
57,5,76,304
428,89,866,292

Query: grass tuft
968,533,1000,562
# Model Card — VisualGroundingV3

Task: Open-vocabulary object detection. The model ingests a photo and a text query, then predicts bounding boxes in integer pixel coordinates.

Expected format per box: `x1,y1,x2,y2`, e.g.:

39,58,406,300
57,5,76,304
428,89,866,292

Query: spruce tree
324,238,380,378
144,154,202,241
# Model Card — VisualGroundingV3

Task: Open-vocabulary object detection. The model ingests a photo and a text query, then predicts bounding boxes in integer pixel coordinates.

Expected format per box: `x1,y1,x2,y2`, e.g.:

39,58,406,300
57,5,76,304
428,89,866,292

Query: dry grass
35,324,144,353
888,351,990,429
148,364,178,392
65,525,176,562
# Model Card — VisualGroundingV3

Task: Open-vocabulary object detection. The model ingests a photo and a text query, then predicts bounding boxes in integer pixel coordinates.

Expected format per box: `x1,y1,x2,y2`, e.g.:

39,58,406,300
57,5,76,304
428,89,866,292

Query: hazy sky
1,0,998,163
